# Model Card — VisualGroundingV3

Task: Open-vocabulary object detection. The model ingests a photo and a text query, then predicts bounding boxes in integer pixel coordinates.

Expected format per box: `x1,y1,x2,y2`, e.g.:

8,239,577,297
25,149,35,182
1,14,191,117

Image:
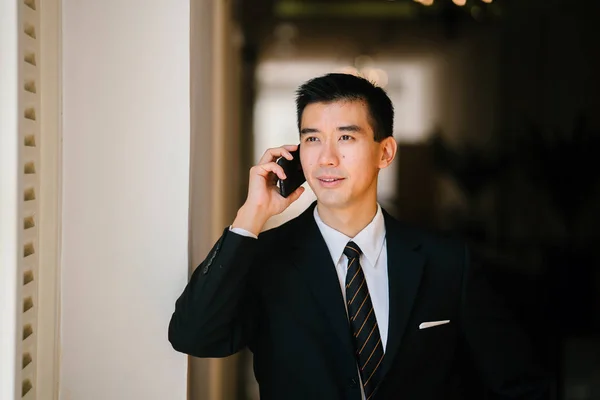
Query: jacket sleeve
168,227,261,358
459,245,552,399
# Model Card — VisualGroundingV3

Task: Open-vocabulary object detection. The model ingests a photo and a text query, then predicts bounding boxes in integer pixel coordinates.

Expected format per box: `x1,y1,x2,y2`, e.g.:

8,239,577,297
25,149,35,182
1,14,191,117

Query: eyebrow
300,125,364,135
338,125,363,133
300,128,319,135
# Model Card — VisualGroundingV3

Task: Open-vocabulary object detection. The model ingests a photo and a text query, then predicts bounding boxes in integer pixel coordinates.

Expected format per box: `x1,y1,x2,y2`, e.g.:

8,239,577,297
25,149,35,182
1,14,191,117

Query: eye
305,136,319,142
340,135,353,141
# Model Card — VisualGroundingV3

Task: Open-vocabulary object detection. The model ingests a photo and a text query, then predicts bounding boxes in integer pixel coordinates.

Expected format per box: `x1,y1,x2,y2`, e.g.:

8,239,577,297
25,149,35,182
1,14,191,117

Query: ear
378,136,397,170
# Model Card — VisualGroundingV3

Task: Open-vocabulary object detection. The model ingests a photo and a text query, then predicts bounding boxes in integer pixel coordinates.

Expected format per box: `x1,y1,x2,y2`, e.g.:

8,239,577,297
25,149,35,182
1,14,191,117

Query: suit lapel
289,203,355,356
286,204,425,379
380,210,425,379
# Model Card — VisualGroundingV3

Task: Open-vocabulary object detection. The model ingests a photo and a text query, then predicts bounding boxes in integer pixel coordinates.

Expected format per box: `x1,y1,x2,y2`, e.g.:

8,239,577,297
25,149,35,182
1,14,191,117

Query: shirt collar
313,204,386,269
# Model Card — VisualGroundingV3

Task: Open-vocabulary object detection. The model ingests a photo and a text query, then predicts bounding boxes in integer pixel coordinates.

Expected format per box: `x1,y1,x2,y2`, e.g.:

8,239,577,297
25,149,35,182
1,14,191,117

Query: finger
280,149,294,160
281,144,299,151
255,162,286,180
258,145,298,164
267,170,280,186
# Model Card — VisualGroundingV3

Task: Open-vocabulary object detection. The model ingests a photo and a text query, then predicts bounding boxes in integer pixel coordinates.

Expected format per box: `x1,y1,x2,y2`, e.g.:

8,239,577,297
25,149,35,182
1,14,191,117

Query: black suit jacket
169,202,549,399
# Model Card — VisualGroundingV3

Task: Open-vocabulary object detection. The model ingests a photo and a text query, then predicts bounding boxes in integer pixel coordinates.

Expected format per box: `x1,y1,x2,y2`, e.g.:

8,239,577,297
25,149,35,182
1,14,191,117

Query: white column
60,1,190,399
0,1,20,399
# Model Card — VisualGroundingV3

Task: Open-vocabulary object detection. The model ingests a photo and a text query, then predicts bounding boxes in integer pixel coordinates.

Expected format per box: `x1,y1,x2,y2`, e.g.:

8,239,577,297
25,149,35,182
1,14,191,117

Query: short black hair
295,73,394,142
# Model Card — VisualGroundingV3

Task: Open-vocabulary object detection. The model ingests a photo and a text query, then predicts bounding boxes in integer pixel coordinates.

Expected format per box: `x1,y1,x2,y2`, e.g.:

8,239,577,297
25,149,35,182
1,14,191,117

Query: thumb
285,185,305,205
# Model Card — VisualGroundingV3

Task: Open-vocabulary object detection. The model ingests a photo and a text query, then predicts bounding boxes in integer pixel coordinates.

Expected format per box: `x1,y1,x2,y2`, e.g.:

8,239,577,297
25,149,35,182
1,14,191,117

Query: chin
314,190,350,209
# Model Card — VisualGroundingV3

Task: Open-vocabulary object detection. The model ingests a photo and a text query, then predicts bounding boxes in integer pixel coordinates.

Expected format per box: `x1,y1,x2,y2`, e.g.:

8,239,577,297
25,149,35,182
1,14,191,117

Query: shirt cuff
229,226,258,239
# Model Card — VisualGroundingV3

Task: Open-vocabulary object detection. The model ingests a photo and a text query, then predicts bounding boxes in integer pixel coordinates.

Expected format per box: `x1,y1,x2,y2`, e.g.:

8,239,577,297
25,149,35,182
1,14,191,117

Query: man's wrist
231,205,268,237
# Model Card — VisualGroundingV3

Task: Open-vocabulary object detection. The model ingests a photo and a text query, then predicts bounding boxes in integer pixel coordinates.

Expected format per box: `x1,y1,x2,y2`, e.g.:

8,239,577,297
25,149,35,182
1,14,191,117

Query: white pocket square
419,320,450,330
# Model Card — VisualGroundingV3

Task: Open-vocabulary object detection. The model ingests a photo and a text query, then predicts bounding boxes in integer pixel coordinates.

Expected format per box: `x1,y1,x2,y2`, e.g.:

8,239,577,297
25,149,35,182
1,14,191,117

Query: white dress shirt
230,204,389,399
312,204,389,352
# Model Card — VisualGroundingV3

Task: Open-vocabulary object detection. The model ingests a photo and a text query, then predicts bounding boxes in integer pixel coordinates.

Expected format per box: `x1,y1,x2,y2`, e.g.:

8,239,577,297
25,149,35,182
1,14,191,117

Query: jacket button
205,255,215,269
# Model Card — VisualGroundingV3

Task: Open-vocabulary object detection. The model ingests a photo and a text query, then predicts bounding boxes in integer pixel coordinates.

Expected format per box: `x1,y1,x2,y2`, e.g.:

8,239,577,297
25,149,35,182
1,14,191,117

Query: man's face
299,100,395,211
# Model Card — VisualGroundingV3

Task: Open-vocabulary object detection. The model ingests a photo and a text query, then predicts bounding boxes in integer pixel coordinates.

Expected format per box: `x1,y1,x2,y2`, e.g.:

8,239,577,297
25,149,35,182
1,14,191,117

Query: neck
316,197,378,238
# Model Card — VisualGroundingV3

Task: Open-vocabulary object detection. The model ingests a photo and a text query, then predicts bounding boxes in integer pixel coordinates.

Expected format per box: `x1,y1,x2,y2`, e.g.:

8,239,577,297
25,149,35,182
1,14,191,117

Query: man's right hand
231,145,305,236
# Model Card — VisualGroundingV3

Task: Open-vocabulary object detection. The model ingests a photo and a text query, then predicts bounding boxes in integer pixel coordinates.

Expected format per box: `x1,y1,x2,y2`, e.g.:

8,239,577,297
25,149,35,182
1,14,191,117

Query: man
169,73,549,399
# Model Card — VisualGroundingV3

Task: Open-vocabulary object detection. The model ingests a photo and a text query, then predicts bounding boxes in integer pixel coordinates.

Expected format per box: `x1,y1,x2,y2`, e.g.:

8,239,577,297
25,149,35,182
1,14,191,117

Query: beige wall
38,1,62,398
59,1,190,399
188,0,245,398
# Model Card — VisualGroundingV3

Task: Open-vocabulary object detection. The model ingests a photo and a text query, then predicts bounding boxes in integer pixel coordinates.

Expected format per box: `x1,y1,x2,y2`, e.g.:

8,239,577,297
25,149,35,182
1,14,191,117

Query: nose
318,140,339,167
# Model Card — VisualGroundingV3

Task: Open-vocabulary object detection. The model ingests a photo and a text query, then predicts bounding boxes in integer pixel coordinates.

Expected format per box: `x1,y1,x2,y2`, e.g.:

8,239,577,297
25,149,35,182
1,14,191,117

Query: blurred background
2,0,599,399
229,0,600,398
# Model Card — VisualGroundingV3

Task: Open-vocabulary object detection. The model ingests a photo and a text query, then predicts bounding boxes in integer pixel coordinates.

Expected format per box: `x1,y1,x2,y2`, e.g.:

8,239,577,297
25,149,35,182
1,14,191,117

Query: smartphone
277,146,305,198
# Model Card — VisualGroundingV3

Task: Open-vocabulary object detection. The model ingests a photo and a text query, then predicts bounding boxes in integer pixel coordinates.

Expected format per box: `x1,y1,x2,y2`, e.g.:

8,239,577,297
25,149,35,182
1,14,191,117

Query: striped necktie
344,241,384,399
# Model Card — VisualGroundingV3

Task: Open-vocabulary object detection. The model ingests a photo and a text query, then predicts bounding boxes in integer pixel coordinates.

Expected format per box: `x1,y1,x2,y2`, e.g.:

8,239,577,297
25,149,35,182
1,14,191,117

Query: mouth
316,176,345,187
317,176,344,182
